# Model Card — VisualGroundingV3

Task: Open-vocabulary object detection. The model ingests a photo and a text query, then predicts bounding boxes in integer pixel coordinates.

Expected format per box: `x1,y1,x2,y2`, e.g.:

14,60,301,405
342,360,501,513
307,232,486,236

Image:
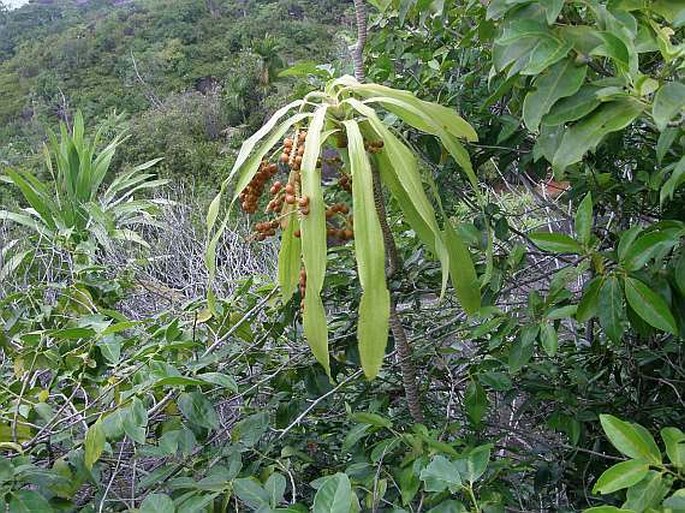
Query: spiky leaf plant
0,111,166,252
207,76,481,378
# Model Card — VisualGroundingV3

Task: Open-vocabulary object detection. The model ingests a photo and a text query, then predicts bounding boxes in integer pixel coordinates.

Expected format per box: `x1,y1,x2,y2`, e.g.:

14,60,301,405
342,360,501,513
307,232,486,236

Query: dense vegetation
0,0,684,512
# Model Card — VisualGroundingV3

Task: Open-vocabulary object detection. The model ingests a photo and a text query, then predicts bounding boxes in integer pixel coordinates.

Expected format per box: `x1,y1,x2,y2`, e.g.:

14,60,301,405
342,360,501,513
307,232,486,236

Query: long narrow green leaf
228,99,304,189
0,211,53,238
300,105,330,375
4,169,56,231
444,220,481,314
278,195,302,303
345,99,451,298
344,120,390,379
347,82,478,141
357,95,479,189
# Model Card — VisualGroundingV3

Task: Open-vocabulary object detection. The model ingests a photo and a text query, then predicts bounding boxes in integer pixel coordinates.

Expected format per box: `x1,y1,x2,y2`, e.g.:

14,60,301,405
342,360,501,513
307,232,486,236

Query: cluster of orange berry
279,131,307,171
239,161,278,214
253,220,280,241
338,174,352,192
325,203,354,240
365,140,384,154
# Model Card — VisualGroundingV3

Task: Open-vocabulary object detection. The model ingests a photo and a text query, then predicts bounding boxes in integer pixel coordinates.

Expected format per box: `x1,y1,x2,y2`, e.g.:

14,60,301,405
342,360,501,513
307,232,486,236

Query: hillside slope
0,0,353,179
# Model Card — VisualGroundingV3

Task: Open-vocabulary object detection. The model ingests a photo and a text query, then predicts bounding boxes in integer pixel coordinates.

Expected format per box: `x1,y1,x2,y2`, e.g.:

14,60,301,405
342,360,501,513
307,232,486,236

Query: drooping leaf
599,414,662,464
344,120,390,379
621,229,679,271
598,276,625,344
509,324,538,373
592,460,650,495
623,471,669,511
278,196,302,303
84,419,106,470
464,380,488,427
553,99,644,171
312,473,353,513
543,85,602,126
540,321,558,356
140,494,176,513
653,82,685,130
577,277,602,322
420,456,462,493
528,232,582,253
575,193,593,245
233,477,271,510
300,106,330,375
9,490,53,513
624,277,678,334
444,220,481,314
177,392,219,430
453,445,491,485
661,427,685,469
523,59,587,132
206,108,309,287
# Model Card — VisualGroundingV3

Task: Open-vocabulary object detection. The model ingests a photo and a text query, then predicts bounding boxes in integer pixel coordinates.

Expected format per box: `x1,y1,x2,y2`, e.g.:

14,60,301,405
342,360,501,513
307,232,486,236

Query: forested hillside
0,0,352,179
0,1,684,512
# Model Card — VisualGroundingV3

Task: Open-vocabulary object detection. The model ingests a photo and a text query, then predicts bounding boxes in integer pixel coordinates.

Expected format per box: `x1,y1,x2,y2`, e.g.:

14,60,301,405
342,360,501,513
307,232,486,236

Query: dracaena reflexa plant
0,111,166,253
207,75,482,378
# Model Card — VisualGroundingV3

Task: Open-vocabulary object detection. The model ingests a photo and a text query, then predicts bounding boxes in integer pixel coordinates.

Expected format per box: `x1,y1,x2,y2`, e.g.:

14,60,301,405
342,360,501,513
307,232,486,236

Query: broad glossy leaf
577,277,602,322
494,20,572,76
653,82,685,131
575,193,593,245
301,106,330,375
553,99,643,171
140,494,176,513
523,59,587,132
444,221,480,314
9,491,53,513
600,414,662,464
598,276,625,344
344,120,390,379
622,230,680,271
177,392,219,430
543,85,602,126
529,232,582,253
661,427,685,469
663,489,685,509
540,321,558,356
84,419,105,470
623,471,669,511
593,460,650,495
624,277,678,334
420,456,462,493
464,380,488,427
234,478,270,510
660,155,685,205
454,445,491,485
676,251,685,296
312,473,353,513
